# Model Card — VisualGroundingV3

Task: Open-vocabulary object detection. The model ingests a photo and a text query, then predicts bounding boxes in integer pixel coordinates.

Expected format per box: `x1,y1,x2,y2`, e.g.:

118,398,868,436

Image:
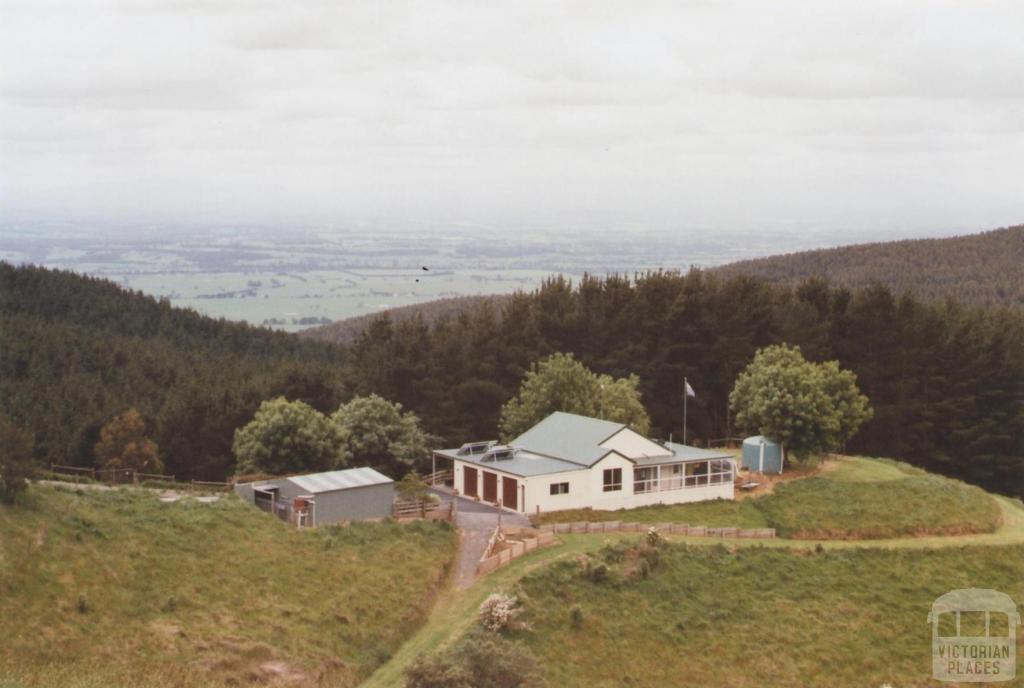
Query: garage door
502,476,518,511
482,471,498,503
463,466,478,497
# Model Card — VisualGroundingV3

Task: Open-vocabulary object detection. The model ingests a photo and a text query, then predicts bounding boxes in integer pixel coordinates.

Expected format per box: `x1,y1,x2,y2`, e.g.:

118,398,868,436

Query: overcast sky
1,0,1023,235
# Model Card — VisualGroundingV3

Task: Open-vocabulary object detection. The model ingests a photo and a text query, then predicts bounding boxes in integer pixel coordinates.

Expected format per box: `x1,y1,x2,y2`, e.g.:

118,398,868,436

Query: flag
685,380,696,398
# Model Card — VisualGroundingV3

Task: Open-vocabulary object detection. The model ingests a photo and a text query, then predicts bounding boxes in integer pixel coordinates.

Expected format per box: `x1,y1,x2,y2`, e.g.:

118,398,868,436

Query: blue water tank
741,436,784,474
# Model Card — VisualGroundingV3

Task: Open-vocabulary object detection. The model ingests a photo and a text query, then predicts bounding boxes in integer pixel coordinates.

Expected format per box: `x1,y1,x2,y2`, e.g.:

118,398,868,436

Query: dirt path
430,490,530,589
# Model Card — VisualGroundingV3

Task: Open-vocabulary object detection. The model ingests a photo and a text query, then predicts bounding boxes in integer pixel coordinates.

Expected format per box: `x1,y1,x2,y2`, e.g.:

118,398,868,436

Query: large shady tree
729,344,872,461
233,394,430,477
233,397,342,476
499,352,651,440
331,394,430,475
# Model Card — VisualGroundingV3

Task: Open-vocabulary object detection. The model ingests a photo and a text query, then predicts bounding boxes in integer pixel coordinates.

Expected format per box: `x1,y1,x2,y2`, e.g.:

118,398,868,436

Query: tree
396,471,431,502
332,394,430,475
498,353,651,439
233,398,342,476
729,344,872,461
0,416,35,504
94,408,164,474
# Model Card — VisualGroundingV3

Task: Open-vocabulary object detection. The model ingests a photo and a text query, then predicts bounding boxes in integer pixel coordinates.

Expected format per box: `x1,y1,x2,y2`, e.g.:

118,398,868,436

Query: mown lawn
0,485,457,688
511,541,1024,688
533,457,1003,539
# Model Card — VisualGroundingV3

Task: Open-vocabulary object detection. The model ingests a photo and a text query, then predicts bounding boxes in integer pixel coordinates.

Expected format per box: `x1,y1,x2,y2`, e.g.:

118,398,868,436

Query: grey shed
235,467,395,526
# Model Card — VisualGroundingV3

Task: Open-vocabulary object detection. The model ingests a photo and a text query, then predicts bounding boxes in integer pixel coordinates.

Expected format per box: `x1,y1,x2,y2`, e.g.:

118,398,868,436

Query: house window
634,467,658,494
549,482,569,495
603,468,622,492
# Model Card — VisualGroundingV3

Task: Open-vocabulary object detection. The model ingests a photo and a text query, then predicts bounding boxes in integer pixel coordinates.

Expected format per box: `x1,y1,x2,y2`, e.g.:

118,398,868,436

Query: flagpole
683,376,688,445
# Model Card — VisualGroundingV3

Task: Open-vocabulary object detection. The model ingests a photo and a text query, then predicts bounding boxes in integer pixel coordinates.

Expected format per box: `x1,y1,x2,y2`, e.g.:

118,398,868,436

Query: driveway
429,489,530,589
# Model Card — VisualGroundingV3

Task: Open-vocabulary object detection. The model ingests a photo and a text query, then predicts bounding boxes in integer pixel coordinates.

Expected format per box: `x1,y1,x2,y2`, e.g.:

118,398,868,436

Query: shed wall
314,483,395,523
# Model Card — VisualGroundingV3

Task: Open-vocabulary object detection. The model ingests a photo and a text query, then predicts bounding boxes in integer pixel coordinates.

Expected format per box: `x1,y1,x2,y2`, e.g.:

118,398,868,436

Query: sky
1,0,1023,236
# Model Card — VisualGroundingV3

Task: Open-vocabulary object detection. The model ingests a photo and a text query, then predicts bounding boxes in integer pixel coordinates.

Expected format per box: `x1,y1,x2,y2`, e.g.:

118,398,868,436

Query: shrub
587,562,609,584
478,593,522,633
570,605,584,629
406,629,544,688
645,526,665,548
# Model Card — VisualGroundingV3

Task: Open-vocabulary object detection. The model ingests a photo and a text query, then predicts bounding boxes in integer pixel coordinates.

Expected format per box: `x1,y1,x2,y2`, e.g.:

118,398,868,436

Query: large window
709,459,733,484
549,482,569,495
634,467,658,494
603,468,622,492
682,460,733,487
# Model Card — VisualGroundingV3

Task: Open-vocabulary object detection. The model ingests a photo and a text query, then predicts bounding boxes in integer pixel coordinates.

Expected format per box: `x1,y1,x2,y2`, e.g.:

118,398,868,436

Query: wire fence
49,464,232,491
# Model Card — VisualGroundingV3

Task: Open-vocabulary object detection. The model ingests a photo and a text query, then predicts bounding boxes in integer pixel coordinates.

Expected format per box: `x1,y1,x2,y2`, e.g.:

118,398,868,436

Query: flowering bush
478,592,522,632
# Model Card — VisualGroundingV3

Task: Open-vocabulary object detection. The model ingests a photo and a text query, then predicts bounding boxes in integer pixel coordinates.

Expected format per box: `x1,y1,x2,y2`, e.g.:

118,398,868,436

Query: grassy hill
533,457,1004,539
713,224,1024,308
514,542,1024,688
374,457,1023,688
0,485,457,688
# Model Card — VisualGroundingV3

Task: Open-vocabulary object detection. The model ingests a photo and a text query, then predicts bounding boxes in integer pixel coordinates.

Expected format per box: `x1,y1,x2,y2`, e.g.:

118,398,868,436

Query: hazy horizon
2,1,1024,237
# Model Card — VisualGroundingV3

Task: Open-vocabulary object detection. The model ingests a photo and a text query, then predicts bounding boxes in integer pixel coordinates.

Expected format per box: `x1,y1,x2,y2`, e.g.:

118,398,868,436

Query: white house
433,411,735,515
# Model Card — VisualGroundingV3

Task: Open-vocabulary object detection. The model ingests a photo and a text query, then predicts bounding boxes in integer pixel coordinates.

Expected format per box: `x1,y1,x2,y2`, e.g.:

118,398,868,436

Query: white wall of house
452,453,734,515
599,428,671,460
521,452,636,514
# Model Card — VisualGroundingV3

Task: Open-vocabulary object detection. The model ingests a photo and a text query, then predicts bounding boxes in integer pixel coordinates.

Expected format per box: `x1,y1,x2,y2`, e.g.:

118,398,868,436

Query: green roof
435,411,734,478
509,411,625,466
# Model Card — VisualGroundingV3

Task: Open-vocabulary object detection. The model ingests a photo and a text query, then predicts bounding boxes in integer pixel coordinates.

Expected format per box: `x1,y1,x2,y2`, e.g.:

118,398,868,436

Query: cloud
1,0,1022,231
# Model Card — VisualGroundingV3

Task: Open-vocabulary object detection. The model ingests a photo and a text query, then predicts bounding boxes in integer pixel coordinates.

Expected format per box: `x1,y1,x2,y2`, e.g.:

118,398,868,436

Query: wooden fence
476,526,557,577
536,521,775,539
424,469,453,486
393,498,453,521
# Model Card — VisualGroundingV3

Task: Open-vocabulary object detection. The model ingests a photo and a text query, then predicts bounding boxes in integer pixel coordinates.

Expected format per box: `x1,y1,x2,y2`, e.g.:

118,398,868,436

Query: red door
502,476,518,511
482,472,498,503
463,466,478,497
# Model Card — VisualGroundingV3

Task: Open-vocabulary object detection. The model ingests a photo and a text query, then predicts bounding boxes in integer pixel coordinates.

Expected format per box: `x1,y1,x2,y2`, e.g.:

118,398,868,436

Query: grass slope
364,494,1024,686
534,457,1003,539
514,542,1024,688
0,486,456,688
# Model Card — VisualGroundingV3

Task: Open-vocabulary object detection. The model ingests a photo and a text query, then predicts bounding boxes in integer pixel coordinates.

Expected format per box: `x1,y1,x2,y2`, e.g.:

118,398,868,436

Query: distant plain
0,224,969,331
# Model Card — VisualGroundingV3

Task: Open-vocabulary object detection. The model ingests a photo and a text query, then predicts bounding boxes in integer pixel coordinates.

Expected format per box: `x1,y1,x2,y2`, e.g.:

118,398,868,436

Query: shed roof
284,467,393,494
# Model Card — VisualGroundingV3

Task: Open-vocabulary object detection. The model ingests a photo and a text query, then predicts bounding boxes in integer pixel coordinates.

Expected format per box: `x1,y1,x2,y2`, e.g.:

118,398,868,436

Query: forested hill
339,273,1024,498
4,262,1022,498
713,225,1024,307
0,262,347,481
300,294,512,345
302,225,1024,347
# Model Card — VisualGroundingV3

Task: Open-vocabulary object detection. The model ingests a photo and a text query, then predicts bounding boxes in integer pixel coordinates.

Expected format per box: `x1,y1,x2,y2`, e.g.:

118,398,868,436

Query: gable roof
436,411,733,478
509,411,625,466
284,467,393,494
